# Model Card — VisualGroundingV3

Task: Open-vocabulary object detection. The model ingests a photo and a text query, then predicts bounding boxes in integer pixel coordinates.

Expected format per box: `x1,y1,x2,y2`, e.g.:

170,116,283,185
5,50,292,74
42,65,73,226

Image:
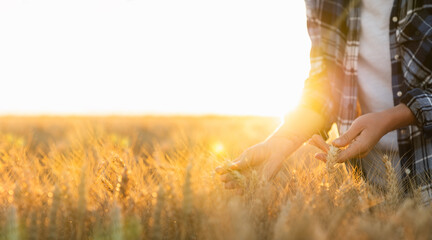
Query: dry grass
0,116,431,240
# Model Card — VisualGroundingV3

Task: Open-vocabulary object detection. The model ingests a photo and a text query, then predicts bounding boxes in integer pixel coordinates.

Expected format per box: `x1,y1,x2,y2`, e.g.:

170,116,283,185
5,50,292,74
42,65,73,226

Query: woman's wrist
380,103,416,133
265,134,304,157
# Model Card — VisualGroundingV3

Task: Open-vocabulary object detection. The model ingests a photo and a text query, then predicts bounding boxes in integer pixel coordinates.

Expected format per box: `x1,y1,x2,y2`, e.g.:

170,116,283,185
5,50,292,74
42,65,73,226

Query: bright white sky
0,0,310,117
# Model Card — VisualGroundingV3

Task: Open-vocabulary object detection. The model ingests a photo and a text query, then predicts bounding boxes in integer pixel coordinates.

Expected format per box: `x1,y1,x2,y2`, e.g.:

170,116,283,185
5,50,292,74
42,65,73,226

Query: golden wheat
0,116,430,240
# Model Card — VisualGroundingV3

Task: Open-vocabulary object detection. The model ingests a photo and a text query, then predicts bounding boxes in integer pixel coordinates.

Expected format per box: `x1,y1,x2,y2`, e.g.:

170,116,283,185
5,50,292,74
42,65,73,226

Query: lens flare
212,142,225,154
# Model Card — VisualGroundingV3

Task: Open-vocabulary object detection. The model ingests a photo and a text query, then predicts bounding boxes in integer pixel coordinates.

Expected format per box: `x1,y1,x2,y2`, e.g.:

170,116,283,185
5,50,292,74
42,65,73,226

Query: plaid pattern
301,0,432,202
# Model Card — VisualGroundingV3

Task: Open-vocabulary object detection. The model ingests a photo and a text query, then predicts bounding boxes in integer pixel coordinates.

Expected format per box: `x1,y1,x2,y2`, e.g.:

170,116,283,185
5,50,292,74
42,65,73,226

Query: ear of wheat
383,155,400,209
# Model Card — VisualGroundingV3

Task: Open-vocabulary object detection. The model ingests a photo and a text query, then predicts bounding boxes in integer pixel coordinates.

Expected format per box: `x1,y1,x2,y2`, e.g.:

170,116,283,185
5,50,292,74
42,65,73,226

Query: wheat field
0,116,431,240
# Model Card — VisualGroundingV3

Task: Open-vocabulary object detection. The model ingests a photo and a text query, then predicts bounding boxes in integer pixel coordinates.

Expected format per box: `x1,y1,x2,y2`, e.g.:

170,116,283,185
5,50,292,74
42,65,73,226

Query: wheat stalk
110,201,124,240
76,166,87,240
6,206,19,240
383,155,400,209
152,185,165,240
48,186,61,240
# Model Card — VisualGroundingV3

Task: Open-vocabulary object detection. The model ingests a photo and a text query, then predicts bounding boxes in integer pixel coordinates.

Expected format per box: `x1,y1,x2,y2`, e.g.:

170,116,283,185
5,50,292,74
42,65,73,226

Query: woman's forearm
268,107,327,145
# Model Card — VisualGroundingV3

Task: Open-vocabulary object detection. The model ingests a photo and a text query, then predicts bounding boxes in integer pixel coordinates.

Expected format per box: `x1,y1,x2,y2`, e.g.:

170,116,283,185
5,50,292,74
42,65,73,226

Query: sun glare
212,142,225,155
0,0,310,117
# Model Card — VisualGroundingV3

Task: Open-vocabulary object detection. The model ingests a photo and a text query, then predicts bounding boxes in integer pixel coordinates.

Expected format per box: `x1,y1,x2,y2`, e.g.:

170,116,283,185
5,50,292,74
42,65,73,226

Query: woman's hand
215,136,300,190
311,104,415,163
312,112,389,163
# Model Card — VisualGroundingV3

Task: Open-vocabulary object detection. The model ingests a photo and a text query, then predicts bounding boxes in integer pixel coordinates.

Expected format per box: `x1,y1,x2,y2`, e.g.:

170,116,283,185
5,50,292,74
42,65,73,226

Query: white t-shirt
357,0,401,184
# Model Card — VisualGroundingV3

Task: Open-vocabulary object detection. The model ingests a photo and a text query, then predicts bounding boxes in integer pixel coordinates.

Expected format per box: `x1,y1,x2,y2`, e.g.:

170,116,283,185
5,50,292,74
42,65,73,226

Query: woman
217,0,432,203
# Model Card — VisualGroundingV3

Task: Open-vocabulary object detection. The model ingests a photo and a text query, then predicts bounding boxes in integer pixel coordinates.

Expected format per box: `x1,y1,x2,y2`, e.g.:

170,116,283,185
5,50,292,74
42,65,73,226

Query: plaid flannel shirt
301,0,432,202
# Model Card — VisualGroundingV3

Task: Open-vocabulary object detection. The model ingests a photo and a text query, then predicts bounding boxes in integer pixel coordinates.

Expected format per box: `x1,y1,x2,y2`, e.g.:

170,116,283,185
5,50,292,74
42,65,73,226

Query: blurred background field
0,116,431,240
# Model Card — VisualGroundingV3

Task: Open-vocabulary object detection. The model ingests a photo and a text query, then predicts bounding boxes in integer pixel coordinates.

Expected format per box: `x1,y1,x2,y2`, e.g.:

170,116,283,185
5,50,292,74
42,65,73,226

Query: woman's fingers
333,123,362,148
215,150,255,175
314,152,327,162
220,172,244,190
336,137,367,163
215,159,243,174
308,135,330,163
220,173,235,182
309,134,329,153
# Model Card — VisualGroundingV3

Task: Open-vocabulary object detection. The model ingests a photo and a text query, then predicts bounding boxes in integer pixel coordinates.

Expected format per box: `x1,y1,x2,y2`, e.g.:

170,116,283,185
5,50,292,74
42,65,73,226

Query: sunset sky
0,0,310,117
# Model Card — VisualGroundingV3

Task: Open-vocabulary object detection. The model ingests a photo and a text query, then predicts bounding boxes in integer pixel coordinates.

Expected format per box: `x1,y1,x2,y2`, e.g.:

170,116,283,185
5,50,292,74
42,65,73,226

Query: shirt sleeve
400,88,432,134
293,3,337,135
